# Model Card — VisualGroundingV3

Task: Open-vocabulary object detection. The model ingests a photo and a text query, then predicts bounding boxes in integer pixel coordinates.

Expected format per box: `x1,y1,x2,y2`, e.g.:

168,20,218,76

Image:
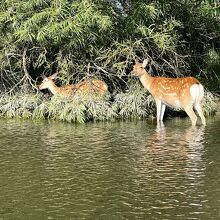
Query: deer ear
41,74,46,79
142,59,149,68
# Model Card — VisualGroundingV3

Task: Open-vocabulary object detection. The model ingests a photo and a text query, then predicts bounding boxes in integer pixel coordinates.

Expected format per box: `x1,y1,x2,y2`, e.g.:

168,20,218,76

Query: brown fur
39,75,108,96
132,59,206,126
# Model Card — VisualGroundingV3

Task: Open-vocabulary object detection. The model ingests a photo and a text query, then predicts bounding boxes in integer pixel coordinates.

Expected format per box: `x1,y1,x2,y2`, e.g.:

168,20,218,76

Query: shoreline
215,98,220,115
0,91,218,123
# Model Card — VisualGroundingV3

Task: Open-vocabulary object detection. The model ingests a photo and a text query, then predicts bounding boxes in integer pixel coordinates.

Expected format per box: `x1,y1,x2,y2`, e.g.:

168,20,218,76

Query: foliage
112,82,155,119
0,93,41,119
0,92,117,123
203,89,218,116
205,49,220,91
0,85,217,123
0,0,219,122
0,0,219,93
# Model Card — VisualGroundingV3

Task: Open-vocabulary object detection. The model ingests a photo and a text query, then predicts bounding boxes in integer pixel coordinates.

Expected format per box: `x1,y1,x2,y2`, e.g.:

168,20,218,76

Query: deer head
39,73,58,90
132,59,150,77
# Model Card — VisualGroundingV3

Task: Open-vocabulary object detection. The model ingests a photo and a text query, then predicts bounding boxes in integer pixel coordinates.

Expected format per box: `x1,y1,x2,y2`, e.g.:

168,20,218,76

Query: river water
0,117,219,220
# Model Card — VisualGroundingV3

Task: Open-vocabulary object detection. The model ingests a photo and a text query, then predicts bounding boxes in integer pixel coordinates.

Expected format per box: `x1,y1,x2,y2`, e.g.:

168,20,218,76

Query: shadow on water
0,117,219,220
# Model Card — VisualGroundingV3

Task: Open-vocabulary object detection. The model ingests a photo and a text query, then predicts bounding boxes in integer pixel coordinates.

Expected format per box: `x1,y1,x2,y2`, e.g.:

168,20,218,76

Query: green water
0,117,219,220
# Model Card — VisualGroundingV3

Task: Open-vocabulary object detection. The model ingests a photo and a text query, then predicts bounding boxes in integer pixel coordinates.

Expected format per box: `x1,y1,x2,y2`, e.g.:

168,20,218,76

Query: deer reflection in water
155,122,205,147
145,122,206,177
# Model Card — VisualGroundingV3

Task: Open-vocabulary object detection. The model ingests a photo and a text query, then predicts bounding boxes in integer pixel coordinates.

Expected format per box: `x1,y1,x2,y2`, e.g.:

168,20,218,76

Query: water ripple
0,118,220,219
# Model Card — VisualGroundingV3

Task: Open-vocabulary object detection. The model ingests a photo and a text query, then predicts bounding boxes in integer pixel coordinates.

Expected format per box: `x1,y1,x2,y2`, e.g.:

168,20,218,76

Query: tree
0,0,219,93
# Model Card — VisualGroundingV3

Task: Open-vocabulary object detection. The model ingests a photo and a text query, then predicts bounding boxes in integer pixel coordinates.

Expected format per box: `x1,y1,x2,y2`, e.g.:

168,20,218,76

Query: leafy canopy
0,0,219,92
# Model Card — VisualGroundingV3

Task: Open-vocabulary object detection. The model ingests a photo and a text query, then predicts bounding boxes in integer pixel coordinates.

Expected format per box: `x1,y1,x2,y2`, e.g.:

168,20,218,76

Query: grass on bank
0,93,117,123
0,85,218,123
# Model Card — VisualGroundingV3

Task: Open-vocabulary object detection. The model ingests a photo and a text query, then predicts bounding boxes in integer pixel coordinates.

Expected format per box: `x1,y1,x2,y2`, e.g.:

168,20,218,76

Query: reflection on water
0,118,219,220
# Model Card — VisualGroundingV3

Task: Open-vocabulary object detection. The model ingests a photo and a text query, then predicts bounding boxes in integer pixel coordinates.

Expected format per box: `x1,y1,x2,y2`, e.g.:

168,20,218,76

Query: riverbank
0,85,217,123
215,98,220,116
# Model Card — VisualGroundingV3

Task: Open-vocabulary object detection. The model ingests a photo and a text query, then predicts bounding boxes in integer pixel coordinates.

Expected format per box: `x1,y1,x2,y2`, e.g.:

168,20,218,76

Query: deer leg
184,106,198,126
195,104,206,125
160,103,166,121
155,100,162,122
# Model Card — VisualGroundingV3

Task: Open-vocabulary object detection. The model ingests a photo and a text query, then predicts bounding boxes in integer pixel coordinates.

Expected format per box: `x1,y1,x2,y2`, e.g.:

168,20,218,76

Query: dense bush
0,86,217,123
0,0,219,122
0,0,219,92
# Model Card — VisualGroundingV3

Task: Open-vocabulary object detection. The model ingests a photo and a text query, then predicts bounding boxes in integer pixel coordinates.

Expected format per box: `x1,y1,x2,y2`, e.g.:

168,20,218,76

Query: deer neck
48,82,60,95
139,71,153,91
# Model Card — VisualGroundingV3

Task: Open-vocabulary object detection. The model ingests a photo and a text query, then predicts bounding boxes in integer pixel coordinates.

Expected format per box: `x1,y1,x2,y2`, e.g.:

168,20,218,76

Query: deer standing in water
39,74,108,96
132,59,206,126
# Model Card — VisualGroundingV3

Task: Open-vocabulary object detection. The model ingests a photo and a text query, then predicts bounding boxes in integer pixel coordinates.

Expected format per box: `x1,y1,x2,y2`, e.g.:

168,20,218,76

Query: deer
132,59,206,126
39,73,108,96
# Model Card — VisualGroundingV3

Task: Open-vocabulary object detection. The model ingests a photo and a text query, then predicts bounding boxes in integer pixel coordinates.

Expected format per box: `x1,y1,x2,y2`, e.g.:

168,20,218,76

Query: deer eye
43,78,49,82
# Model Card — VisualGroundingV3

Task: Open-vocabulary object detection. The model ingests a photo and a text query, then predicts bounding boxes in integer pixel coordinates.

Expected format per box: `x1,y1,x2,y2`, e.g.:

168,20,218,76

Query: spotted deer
132,59,206,126
39,74,108,96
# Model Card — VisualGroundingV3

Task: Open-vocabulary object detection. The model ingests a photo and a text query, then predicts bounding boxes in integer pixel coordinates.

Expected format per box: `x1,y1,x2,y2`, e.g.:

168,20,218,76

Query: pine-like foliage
0,86,216,123
0,0,219,122
0,0,219,92
0,92,117,123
